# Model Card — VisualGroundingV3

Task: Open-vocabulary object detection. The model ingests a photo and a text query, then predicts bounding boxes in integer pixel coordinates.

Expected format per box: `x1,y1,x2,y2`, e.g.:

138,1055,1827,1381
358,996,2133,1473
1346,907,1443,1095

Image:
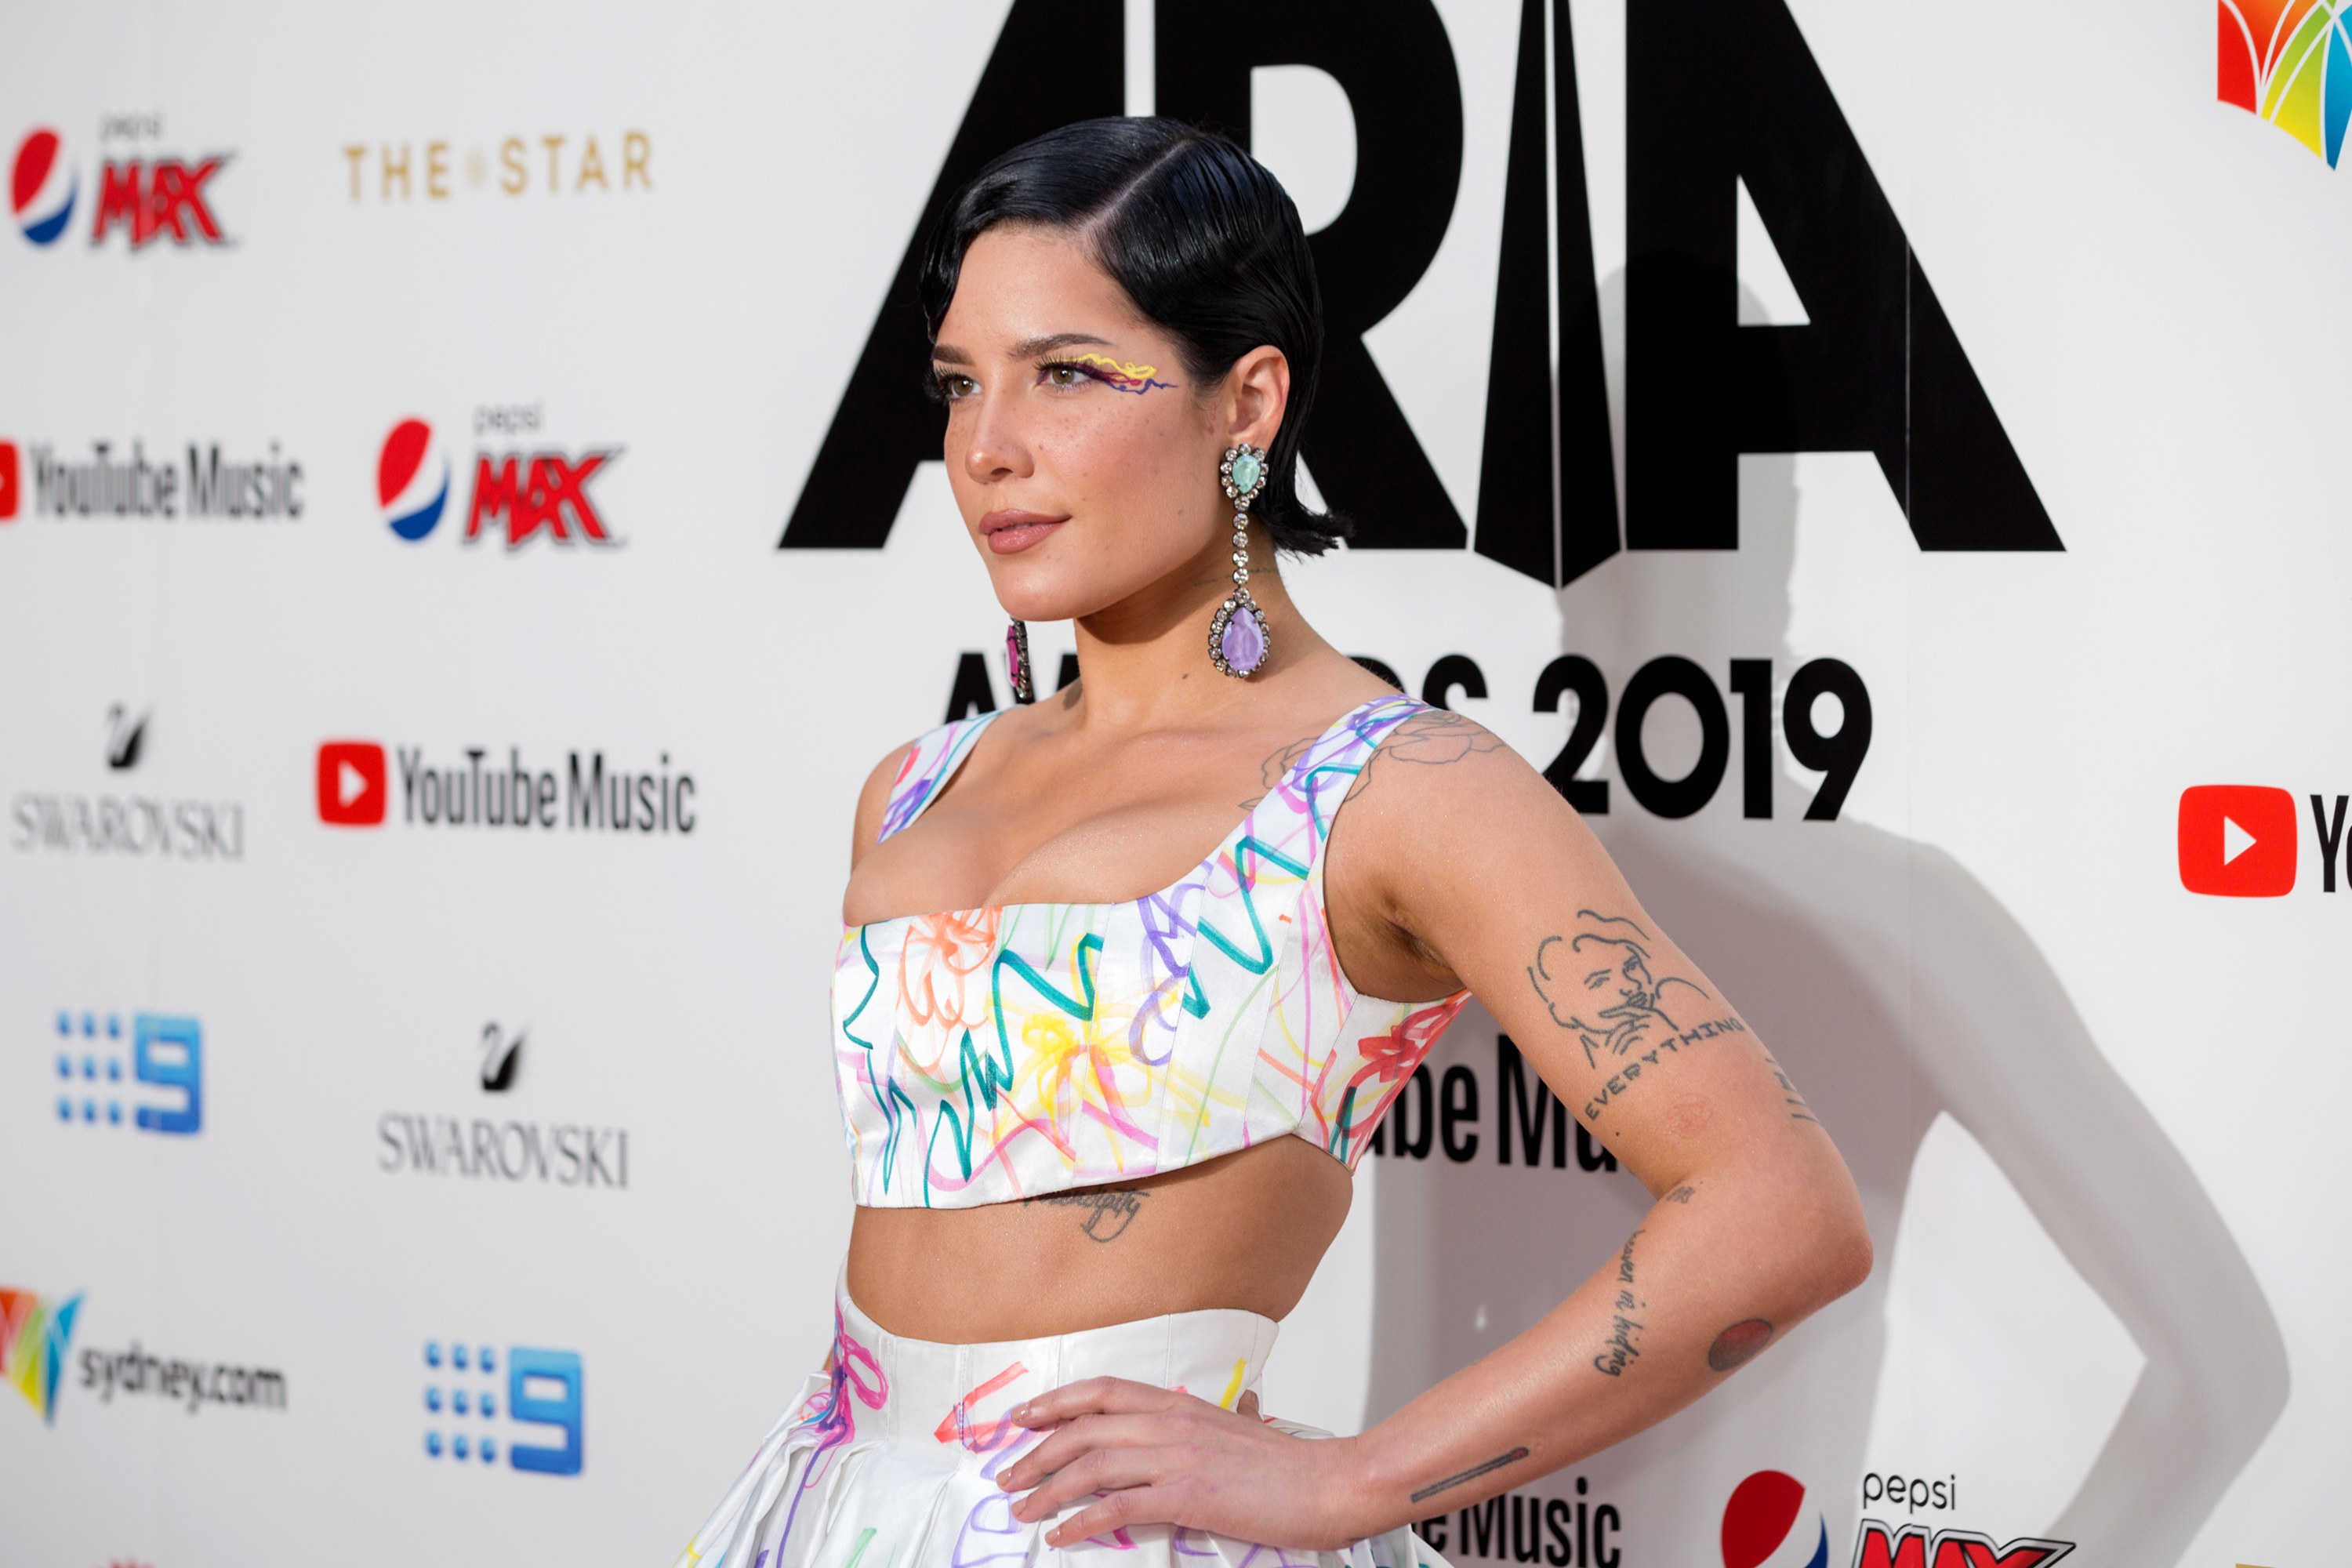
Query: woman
677,118,1870,1568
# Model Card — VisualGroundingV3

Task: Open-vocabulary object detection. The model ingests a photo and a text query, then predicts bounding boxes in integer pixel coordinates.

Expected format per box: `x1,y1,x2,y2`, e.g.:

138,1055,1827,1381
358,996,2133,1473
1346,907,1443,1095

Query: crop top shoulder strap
877,710,1001,844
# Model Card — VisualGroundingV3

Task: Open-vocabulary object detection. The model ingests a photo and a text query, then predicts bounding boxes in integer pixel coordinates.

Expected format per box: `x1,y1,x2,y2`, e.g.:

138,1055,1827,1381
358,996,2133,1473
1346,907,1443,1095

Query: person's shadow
1359,287,2286,1566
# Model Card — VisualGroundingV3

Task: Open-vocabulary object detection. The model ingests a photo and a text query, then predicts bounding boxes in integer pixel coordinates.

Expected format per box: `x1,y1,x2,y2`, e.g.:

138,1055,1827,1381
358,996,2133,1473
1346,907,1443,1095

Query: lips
981,510,1068,555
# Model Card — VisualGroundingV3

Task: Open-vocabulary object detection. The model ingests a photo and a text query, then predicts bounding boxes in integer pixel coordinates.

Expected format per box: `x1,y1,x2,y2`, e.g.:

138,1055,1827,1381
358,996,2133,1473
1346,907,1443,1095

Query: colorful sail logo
2220,2,2352,165
0,1287,83,1425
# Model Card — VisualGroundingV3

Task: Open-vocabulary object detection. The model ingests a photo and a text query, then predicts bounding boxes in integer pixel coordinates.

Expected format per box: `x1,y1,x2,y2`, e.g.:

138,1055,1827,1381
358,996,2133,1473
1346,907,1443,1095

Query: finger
997,1414,1177,1490
1008,1446,1175,1523
1013,1376,1181,1428
1042,1483,1174,1548
1236,1389,1261,1422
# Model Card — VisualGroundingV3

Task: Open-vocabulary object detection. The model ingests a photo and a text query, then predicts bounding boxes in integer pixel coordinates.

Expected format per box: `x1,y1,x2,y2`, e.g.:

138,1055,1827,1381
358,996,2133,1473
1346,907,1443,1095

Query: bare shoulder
849,739,916,871
1335,704,1612,902
1350,705,1541,807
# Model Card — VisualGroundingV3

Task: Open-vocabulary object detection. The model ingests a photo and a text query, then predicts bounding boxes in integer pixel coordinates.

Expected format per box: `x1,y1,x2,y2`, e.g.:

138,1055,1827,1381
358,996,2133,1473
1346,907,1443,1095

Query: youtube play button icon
2178,785,2297,897
317,740,388,827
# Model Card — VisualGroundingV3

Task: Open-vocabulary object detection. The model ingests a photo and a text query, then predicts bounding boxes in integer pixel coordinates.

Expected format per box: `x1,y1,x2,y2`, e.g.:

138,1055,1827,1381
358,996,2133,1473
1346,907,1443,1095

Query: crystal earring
1004,619,1036,705
1208,444,1271,679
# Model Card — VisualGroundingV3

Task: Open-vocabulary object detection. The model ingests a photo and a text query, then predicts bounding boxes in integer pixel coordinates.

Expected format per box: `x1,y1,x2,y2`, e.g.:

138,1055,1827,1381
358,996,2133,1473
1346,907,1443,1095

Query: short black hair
918,117,1343,555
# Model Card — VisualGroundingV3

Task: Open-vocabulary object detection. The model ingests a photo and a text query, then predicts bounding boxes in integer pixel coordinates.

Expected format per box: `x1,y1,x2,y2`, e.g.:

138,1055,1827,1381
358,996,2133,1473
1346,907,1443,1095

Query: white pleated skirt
671,1272,1450,1568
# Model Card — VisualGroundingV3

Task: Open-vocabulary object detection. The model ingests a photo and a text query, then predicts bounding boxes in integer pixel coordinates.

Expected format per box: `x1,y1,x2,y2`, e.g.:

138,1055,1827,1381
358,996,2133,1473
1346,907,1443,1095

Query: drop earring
1004,619,1036,705
1207,444,1271,679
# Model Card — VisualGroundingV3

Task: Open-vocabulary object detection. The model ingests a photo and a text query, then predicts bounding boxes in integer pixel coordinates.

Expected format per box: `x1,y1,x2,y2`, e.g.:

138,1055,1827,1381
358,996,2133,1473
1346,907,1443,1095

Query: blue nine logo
53,1011,201,1134
423,1339,582,1475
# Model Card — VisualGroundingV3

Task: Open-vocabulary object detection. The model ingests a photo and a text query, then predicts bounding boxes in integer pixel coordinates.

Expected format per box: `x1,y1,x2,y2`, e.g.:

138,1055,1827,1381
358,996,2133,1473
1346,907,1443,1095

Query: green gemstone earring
1208,444,1271,678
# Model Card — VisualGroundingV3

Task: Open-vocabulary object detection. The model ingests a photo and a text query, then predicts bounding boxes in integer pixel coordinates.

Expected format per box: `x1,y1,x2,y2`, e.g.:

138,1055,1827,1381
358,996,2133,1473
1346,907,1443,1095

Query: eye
932,371,978,402
1040,361,1094,390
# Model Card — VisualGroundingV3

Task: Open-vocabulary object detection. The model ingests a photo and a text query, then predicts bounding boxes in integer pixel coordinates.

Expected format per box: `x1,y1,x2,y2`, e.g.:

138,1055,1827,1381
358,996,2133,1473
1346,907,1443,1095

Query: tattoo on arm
1664,1185,1697,1204
1762,1048,1821,1125
1593,1229,1648,1377
1526,911,1744,1120
1409,1447,1531,1504
1708,1319,1774,1372
1025,1189,1148,1242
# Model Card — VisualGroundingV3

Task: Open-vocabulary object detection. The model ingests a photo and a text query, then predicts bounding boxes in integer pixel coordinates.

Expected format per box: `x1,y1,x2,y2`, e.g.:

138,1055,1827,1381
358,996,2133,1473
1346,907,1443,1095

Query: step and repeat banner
0,2,2338,1565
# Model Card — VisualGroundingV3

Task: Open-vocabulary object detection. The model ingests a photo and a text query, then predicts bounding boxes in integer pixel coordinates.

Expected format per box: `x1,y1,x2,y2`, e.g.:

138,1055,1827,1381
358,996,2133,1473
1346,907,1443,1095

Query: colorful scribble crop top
833,695,1472,1208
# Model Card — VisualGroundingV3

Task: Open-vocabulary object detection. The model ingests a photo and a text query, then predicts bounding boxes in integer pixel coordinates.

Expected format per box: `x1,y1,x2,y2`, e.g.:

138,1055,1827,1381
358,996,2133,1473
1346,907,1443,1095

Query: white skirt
672,1272,1450,1568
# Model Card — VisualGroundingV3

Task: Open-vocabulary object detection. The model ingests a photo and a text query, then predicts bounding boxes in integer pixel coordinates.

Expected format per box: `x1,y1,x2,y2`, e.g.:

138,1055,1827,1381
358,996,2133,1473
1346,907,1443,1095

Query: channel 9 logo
421,1339,582,1475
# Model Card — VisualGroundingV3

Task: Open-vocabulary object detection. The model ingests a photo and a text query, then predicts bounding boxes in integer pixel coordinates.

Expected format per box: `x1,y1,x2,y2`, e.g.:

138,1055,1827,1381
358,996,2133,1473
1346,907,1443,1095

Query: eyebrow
930,331,1116,366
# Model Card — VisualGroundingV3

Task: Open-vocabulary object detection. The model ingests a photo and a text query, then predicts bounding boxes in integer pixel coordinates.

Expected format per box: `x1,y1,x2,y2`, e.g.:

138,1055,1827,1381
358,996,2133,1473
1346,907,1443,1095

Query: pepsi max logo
12,129,76,246
1722,1471,1827,1568
379,419,449,542
373,412,623,552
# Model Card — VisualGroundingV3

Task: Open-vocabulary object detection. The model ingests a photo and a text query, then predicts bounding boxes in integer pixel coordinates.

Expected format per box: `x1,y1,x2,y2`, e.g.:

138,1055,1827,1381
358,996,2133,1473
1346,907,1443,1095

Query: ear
1223,346,1291,452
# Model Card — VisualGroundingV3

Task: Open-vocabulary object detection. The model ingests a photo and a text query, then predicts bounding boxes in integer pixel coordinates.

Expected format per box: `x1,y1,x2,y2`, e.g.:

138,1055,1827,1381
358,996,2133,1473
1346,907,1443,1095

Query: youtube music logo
2177,785,2350,897
318,742,387,826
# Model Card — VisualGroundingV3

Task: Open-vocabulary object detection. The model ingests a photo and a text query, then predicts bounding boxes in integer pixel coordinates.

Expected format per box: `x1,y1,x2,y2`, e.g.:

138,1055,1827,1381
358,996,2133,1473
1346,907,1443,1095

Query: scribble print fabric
670,1272,1452,1568
837,695,1472,1207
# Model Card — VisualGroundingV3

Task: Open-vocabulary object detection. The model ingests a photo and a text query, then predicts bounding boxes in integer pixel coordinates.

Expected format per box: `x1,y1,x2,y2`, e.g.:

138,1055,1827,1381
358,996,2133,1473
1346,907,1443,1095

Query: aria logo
786,0,2060,586
375,412,621,550
421,1340,583,1475
0,1287,83,1425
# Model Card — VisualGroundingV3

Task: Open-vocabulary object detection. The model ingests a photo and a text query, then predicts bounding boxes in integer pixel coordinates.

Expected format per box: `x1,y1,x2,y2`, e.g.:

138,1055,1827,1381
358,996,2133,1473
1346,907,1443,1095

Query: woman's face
930,224,1283,625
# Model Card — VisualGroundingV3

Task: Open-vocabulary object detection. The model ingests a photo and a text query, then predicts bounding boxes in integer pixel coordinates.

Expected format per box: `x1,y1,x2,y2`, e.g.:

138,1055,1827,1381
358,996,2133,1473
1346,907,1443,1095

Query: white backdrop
1,3,2339,1566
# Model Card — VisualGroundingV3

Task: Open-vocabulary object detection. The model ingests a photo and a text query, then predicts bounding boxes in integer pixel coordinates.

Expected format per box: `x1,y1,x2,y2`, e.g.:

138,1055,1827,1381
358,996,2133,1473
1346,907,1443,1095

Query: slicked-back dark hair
918,117,1343,555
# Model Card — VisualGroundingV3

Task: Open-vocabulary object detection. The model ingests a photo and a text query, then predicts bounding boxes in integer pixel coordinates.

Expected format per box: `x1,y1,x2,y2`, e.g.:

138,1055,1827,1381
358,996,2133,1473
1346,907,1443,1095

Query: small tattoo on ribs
1026,1189,1148,1242
1409,1446,1530,1503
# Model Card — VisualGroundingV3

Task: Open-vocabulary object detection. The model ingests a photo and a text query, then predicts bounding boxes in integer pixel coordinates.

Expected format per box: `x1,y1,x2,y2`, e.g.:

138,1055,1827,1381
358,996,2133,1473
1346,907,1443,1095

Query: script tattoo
1409,1446,1531,1504
1593,1229,1648,1377
1026,1188,1148,1243
1708,1319,1774,1372
1762,1047,1821,1125
1665,1185,1697,1205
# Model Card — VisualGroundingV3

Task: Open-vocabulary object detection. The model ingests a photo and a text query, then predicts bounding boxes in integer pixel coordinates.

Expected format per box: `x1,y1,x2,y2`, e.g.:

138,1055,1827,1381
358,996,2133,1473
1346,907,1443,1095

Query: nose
961,384,1035,487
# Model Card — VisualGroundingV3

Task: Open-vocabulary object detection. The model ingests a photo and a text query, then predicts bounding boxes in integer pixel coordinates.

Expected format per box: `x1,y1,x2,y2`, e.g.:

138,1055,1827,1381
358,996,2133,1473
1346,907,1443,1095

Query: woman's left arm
996,712,1875,1548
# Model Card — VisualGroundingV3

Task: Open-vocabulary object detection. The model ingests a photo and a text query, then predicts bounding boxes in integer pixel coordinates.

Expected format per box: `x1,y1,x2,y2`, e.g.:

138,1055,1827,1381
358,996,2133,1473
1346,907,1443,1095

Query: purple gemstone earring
1208,444,1271,679
1004,619,1036,705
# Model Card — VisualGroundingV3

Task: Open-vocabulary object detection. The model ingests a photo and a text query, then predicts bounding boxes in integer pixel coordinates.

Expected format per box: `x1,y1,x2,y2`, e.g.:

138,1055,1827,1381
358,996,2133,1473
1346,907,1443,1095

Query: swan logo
378,419,449,542
1722,1471,1828,1568
11,129,74,245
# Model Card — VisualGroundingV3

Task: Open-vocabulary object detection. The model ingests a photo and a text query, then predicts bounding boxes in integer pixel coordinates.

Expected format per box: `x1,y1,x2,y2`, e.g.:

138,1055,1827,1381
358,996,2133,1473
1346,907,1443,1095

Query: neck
1051,521,1332,731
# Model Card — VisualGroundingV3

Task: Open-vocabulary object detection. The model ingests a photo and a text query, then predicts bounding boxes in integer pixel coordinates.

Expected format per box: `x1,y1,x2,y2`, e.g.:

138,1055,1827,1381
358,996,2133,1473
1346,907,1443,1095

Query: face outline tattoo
1530,911,1713,1069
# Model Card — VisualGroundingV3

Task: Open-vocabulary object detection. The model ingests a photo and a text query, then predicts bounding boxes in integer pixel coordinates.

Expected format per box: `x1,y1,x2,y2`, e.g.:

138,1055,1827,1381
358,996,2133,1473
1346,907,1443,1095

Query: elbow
1821,1209,1875,1302
1805,1171,1875,1305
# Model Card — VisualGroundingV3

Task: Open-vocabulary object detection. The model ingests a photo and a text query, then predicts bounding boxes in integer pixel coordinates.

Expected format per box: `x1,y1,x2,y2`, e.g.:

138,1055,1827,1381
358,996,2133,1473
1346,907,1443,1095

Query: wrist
1330,1428,1403,1545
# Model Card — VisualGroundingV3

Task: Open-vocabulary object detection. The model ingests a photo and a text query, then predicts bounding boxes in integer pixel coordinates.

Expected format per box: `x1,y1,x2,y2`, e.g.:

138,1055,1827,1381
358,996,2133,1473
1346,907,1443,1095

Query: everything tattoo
1025,1188,1147,1242
1708,1319,1774,1372
1409,1447,1531,1504
1593,1229,1648,1377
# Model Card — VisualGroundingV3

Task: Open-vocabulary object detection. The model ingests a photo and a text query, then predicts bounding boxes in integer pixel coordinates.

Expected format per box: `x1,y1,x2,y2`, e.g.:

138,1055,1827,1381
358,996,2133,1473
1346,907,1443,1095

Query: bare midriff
846,1137,1355,1343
